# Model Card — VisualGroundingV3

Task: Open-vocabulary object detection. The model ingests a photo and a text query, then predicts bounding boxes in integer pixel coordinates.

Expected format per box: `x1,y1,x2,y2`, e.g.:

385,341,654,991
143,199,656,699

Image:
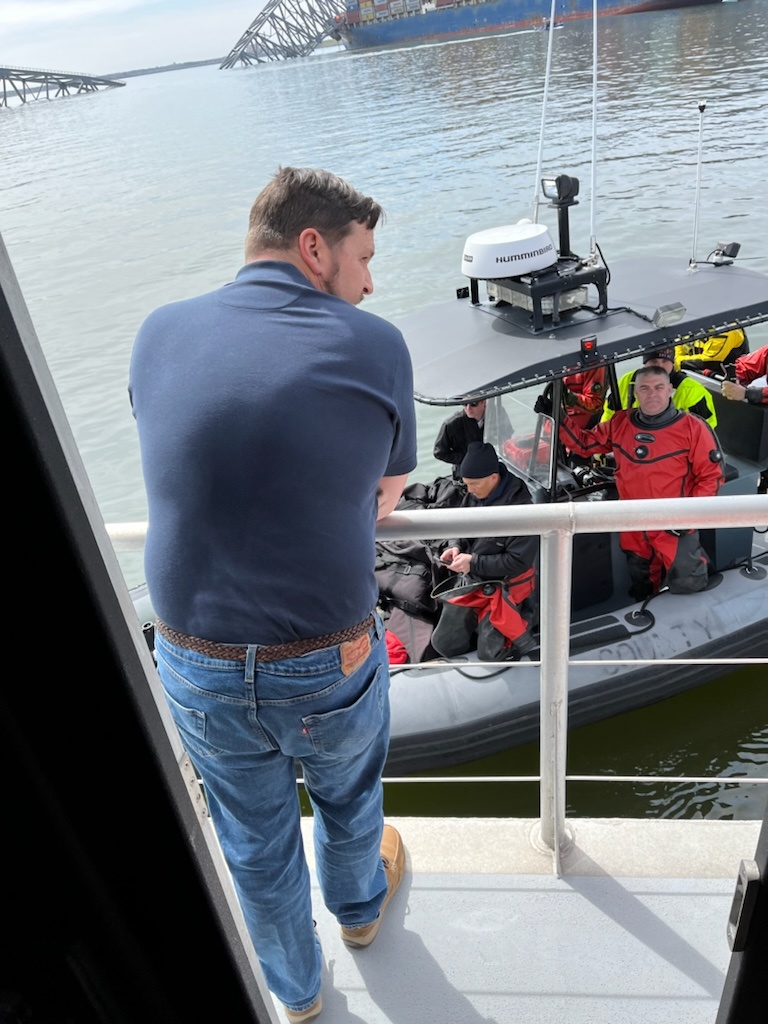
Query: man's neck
635,402,678,426
245,249,318,290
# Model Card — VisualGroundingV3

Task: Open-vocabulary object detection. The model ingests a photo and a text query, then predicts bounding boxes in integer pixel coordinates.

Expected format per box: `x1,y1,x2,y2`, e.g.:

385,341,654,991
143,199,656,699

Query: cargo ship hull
336,0,722,52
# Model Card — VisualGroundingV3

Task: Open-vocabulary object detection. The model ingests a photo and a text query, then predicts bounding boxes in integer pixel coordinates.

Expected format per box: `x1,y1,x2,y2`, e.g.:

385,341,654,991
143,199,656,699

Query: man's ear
297,228,329,276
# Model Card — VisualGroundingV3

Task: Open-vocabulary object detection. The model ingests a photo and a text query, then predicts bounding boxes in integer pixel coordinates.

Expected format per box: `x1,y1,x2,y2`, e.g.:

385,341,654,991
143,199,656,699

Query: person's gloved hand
563,389,578,407
534,393,553,416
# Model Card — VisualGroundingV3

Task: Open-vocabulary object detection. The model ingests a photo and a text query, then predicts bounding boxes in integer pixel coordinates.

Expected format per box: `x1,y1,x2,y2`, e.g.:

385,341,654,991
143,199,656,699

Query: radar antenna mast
532,0,559,225
588,0,598,258
690,100,707,267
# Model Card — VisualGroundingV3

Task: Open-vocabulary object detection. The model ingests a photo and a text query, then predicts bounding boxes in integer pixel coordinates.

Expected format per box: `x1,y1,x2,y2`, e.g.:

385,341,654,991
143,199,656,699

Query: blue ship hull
338,0,722,51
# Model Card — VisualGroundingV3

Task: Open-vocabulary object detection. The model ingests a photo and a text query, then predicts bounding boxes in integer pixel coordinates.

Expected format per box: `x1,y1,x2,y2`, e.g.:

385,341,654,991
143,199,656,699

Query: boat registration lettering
598,639,643,675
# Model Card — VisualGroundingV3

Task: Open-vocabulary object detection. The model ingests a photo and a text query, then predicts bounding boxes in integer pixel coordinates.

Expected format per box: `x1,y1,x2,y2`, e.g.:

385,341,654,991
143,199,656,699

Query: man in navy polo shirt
130,167,417,1022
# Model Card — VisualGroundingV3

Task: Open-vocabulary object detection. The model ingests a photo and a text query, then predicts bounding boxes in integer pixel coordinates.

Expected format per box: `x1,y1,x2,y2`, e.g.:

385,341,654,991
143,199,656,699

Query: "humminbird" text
493,244,554,263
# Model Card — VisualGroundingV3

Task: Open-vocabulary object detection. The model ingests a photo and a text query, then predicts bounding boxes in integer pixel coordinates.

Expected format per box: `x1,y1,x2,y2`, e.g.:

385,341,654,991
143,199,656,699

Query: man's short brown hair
635,364,670,383
245,167,383,259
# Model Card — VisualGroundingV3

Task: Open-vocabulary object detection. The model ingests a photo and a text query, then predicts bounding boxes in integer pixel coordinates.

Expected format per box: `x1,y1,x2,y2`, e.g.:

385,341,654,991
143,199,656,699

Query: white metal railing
107,492,768,863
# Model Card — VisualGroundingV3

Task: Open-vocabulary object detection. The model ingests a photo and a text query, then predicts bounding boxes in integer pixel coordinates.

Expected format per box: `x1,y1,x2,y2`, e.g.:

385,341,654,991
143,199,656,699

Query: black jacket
452,466,539,582
433,410,484,466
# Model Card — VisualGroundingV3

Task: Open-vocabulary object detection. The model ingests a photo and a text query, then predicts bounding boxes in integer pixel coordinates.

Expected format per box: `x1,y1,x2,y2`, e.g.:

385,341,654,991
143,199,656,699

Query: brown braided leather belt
155,614,375,663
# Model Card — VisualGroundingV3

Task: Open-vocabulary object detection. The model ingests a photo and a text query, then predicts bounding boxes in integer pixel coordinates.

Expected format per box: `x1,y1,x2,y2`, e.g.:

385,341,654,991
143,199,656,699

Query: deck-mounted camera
711,241,741,266
460,172,609,332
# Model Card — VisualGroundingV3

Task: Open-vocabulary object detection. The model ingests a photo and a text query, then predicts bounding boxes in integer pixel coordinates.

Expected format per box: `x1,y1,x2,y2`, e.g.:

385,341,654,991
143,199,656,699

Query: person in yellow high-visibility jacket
674,328,748,376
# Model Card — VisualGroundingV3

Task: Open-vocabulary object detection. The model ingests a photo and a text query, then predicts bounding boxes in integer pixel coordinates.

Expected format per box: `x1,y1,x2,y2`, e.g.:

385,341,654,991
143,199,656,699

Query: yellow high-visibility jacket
674,329,747,372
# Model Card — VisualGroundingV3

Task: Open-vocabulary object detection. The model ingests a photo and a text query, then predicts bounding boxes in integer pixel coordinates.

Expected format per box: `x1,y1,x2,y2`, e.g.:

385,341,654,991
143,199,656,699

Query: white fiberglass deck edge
302,816,760,878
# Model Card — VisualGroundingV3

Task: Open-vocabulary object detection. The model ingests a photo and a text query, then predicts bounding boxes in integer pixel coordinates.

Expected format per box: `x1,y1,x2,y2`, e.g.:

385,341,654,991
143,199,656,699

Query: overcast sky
2,0,267,75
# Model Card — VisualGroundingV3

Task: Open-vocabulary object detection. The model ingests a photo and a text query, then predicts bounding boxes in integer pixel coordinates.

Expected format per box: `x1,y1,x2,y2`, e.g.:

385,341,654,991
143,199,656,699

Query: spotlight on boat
541,174,580,257
541,174,579,206
652,302,686,329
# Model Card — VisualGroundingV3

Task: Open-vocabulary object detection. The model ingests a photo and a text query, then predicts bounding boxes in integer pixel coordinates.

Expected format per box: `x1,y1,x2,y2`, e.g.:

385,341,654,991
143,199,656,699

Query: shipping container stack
345,0,361,24
405,0,422,12
359,0,374,21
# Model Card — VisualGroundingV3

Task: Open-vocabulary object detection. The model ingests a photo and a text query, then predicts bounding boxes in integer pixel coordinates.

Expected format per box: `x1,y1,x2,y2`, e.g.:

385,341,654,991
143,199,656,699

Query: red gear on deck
385,629,409,664
446,567,536,646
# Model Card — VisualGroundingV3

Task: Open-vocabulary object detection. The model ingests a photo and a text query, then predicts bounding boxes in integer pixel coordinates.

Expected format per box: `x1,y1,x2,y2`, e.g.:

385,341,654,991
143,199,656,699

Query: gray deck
278,817,760,1024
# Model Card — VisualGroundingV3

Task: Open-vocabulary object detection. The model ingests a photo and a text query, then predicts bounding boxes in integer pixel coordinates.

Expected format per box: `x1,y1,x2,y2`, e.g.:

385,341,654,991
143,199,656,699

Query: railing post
539,526,574,861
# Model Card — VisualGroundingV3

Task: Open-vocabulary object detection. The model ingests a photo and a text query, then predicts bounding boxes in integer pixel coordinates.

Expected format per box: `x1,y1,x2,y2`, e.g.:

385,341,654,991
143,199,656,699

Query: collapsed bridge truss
0,66,124,107
220,0,348,66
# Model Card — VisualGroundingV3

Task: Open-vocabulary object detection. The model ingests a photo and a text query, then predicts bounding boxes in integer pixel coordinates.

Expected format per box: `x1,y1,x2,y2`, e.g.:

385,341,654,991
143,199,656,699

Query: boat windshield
484,393,555,493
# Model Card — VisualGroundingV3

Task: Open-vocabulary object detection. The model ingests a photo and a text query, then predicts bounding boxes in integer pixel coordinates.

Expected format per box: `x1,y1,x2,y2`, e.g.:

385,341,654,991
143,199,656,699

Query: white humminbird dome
461,222,556,279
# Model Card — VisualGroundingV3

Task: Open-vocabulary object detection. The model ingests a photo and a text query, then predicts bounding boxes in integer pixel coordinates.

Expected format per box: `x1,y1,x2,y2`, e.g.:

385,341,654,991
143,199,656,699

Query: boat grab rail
107,492,768,550
107,491,768,863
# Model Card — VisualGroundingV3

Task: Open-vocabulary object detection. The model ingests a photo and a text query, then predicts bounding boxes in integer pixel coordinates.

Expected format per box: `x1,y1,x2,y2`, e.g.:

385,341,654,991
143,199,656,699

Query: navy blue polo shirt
130,261,417,644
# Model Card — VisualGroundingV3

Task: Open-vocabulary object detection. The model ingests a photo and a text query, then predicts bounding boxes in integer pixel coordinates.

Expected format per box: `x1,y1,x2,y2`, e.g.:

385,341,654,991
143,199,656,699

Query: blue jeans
154,614,390,1013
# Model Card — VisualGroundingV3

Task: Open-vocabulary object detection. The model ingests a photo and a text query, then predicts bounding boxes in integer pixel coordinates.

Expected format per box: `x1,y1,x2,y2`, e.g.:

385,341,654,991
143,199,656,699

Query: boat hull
338,0,722,52
386,558,768,774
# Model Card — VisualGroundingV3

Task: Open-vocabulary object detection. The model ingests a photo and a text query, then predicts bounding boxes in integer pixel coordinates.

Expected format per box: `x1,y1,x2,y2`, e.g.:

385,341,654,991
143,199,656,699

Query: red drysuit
562,367,607,430
734,344,768,405
560,406,723,597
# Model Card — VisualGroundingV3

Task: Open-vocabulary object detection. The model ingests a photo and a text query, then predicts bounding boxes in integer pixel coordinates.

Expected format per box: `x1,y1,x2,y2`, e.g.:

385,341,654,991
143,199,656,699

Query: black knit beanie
459,441,499,478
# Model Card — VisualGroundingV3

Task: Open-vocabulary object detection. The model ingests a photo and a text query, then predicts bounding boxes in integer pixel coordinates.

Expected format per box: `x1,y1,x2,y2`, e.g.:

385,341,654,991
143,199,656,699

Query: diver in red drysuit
558,365,724,600
562,366,607,430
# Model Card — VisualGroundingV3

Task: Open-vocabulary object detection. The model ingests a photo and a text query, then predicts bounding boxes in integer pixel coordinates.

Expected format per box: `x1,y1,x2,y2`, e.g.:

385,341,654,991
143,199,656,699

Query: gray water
1,0,766,818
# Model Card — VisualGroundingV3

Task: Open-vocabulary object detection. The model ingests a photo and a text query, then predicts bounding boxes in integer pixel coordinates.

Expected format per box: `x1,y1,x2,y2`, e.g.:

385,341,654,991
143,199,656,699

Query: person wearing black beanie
432,444,539,661
458,440,499,479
